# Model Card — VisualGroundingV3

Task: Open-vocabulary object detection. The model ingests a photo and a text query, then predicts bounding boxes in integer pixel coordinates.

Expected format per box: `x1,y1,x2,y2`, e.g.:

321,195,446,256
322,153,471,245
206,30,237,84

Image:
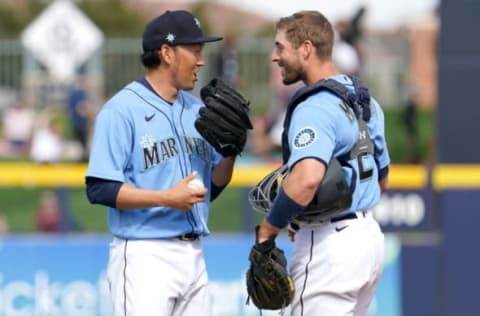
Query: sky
213,0,440,31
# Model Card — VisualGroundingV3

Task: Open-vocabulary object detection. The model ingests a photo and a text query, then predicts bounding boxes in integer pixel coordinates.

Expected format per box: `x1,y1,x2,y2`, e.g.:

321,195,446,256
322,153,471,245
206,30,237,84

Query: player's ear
159,44,174,65
301,40,313,60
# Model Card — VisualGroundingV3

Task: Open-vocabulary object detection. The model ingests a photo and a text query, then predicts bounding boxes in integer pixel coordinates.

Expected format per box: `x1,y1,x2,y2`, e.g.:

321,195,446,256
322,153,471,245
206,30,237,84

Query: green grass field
0,187,260,233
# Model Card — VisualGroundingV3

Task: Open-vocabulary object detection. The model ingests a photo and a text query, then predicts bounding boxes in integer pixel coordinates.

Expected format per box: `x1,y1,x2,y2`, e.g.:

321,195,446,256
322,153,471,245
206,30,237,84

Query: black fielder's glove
246,227,295,311
195,78,253,157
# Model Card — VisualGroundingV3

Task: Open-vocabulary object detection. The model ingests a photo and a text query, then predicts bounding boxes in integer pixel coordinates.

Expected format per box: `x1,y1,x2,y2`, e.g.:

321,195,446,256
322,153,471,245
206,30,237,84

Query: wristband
266,187,305,229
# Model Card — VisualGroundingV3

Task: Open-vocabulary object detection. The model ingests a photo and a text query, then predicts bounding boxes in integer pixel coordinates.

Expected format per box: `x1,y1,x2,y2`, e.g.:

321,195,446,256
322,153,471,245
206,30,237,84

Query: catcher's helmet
248,159,353,223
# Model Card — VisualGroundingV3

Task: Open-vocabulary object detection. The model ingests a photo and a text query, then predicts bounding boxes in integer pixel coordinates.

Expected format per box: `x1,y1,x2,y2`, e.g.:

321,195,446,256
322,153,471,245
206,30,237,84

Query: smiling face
169,43,205,91
271,11,336,86
271,29,305,86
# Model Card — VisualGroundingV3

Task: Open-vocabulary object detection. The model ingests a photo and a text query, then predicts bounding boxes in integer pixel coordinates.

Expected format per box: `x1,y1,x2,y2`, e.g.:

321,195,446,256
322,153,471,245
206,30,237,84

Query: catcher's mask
248,159,353,222
248,164,289,214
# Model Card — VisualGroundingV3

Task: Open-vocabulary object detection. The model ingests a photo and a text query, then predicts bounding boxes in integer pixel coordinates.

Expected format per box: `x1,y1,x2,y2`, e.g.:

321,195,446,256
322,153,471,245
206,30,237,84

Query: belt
330,211,366,223
177,233,200,241
290,211,368,231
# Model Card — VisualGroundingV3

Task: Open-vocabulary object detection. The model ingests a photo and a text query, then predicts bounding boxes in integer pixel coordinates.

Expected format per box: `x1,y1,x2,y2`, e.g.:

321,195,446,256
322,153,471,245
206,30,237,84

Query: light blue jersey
287,75,390,213
86,81,222,239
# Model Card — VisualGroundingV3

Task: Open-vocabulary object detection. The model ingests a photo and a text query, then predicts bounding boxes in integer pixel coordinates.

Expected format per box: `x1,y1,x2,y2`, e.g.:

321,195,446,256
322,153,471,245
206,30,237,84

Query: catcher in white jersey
251,11,390,316
86,10,251,316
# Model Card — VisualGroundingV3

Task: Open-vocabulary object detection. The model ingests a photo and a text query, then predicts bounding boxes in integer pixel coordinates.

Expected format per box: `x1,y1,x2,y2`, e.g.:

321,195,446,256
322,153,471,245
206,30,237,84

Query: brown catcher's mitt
246,228,295,311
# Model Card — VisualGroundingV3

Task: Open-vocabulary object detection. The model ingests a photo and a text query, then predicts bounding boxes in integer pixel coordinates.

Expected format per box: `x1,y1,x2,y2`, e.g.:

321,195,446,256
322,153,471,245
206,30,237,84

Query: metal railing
0,36,409,112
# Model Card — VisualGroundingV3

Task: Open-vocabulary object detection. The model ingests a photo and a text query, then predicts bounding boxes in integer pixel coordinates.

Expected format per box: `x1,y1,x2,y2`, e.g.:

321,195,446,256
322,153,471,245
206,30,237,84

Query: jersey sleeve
86,107,133,182
369,99,391,169
287,100,337,168
211,147,223,167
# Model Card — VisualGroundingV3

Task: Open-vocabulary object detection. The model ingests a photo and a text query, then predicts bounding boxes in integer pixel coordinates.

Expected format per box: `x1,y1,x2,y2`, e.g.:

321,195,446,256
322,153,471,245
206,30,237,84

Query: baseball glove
195,78,253,157
246,228,295,311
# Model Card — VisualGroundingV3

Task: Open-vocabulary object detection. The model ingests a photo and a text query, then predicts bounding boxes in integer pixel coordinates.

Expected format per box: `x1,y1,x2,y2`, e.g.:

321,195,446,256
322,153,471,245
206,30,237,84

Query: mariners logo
165,33,175,43
293,127,316,149
194,18,201,28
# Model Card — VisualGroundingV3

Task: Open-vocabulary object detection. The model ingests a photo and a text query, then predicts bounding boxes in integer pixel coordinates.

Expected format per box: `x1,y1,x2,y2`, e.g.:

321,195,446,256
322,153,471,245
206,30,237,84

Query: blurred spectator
214,32,240,87
30,114,63,163
35,191,61,233
1,98,35,157
403,83,421,163
333,6,367,76
67,71,90,161
0,211,9,235
332,30,360,75
335,6,367,68
249,65,300,158
249,111,284,158
55,188,81,232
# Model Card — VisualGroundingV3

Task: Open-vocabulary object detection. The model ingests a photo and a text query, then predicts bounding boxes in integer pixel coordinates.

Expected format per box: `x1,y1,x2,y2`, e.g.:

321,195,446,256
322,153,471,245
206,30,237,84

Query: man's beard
282,64,304,85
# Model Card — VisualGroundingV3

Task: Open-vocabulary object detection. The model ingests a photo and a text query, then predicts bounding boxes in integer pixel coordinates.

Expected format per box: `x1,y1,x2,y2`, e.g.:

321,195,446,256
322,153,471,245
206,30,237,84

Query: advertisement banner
0,235,400,316
373,189,438,232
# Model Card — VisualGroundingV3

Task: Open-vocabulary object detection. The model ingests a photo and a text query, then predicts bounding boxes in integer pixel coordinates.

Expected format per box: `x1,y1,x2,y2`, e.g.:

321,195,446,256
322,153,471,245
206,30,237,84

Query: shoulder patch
293,127,316,149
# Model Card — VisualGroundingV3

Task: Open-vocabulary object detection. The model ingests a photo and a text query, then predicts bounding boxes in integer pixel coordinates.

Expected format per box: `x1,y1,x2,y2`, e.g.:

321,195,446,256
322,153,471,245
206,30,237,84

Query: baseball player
255,11,390,315
85,10,238,316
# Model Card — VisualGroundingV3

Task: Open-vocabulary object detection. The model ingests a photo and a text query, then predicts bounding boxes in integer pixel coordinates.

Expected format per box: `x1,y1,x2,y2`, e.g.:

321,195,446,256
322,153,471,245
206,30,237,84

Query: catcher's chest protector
281,75,374,164
281,75,375,218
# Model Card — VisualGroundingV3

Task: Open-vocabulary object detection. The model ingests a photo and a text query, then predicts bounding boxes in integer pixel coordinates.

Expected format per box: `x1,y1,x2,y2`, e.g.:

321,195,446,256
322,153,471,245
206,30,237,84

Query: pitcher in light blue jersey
85,10,241,316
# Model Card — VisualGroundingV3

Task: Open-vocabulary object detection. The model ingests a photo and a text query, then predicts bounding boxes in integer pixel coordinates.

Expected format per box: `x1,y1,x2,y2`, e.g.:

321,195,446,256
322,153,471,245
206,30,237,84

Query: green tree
0,1,46,37
0,0,146,38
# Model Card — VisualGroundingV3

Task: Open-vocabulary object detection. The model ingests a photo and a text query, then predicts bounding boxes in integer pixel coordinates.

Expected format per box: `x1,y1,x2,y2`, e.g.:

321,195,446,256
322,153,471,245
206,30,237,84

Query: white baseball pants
290,212,385,316
107,237,212,316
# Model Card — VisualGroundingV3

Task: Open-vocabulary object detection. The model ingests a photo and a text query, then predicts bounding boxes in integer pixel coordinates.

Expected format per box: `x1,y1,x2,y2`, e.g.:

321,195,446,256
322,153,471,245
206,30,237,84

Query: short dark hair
140,50,161,69
276,11,334,60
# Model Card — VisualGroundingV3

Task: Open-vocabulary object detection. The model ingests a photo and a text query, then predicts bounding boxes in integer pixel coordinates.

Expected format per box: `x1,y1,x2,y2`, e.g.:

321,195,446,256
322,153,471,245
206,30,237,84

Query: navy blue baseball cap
142,10,222,52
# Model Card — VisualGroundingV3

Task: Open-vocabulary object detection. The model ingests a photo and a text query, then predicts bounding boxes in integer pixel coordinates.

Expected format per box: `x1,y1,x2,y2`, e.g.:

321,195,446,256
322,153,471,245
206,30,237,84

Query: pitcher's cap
142,10,222,52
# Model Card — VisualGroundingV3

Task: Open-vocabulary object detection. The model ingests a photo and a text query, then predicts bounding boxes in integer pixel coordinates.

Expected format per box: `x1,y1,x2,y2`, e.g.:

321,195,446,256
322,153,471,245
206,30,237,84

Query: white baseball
187,178,205,191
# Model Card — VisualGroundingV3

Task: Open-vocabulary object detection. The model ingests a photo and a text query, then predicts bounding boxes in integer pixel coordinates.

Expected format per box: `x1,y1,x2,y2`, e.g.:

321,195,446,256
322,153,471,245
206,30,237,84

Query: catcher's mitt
246,229,295,311
195,78,253,157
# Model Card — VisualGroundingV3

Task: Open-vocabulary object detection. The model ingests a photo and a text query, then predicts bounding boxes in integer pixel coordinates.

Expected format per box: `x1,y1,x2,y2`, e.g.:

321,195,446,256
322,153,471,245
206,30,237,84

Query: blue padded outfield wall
0,235,401,316
436,0,480,315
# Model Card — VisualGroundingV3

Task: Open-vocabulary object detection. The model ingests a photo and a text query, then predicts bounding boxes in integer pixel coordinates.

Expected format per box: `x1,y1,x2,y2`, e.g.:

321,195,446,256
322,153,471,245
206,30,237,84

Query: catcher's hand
246,228,295,311
195,78,253,157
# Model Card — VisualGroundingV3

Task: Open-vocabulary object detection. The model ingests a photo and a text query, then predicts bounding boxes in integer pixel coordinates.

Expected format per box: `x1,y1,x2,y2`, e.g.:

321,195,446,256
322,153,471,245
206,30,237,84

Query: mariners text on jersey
142,134,211,170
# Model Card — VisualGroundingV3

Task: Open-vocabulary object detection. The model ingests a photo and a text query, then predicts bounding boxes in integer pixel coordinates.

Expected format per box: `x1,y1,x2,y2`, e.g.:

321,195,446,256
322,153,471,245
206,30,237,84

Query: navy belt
177,233,200,241
330,211,366,223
